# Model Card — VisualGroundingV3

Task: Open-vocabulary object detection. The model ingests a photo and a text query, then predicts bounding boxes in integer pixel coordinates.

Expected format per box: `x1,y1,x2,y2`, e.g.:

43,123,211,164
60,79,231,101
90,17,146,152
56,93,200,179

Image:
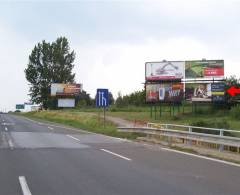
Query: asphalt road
0,114,239,195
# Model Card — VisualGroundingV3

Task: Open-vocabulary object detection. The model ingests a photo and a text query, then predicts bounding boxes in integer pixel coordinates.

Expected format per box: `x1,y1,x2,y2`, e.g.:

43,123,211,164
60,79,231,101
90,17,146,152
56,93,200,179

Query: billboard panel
51,84,82,96
16,104,25,110
185,83,212,102
211,83,225,102
185,60,224,78
57,99,75,108
145,61,184,81
146,83,184,102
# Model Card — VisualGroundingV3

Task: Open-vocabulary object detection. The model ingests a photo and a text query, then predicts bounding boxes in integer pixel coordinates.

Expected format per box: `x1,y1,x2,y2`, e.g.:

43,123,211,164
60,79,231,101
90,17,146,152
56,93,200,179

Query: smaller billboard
211,83,225,102
185,60,224,78
146,83,184,102
51,84,82,96
185,83,212,102
145,61,184,81
57,99,75,108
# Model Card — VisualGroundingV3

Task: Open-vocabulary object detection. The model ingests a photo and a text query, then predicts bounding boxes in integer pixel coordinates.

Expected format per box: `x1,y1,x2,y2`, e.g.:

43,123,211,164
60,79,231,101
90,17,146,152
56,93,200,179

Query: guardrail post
188,127,192,145
165,124,168,129
219,130,224,152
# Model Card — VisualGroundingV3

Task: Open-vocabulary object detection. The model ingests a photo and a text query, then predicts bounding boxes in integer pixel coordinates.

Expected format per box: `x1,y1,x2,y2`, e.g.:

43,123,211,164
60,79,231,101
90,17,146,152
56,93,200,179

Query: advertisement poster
145,61,184,81
51,83,82,96
146,83,184,102
185,83,212,102
58,99,75,108
211,83,225,102
185,60,224,78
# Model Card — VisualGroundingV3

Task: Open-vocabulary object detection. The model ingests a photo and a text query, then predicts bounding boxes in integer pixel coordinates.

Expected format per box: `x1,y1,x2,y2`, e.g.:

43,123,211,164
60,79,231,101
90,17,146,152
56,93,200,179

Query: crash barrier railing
118,124,240,151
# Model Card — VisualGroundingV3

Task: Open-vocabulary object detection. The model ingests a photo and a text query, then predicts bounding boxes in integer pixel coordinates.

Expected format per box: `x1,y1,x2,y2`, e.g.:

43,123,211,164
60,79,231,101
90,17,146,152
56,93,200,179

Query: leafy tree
76,90,93,107
25,37,75,109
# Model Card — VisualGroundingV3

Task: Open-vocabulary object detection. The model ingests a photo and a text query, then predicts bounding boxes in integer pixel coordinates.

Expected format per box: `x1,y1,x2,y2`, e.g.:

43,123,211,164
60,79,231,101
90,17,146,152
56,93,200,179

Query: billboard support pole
150,105,153,118
103,107,106,128
154,104,157,120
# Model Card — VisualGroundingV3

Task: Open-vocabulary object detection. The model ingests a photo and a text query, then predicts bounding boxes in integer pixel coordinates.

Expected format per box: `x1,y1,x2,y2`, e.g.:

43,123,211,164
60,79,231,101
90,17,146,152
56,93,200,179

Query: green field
20,111,144,139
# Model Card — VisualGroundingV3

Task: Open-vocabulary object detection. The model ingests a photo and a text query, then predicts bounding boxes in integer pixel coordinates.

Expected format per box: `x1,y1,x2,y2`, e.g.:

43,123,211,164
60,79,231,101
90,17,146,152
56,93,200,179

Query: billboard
145,61,184,81
57,99,75,108
16,104,25,110
185,83,212,102
211,83,225,102
51,84,82,96
146,83,184,102
185,60,224,78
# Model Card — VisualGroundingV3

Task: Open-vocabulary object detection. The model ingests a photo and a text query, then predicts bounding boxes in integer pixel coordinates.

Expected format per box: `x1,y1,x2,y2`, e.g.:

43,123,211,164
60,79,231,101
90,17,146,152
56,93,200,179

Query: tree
25,37,75,109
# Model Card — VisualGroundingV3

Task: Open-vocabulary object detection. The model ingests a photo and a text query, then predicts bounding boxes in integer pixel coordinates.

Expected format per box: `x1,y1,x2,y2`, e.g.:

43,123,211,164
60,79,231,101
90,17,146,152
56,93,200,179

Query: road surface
0,113,239,195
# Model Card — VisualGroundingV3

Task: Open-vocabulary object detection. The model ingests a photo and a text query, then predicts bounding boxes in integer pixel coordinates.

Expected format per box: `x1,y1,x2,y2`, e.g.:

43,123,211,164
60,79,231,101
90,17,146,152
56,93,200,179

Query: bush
190,119,230,135
230,106,240,120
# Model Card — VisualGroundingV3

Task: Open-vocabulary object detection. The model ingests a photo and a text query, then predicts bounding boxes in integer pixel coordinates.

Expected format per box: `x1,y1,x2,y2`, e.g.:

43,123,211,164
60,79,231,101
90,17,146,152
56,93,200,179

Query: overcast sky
0,0,240,111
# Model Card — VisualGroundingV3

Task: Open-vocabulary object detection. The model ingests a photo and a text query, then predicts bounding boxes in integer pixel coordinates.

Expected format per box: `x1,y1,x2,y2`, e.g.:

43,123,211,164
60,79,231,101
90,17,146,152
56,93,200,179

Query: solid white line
161,147,240,168
48,126,54,130
5,127,8,131
101,149,132,161
67,134,80,141
19,176,32,195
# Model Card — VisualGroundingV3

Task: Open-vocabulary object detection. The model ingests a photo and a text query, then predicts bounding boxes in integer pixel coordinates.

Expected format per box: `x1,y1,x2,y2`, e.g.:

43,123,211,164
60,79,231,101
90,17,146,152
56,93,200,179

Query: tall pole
103,107,106,128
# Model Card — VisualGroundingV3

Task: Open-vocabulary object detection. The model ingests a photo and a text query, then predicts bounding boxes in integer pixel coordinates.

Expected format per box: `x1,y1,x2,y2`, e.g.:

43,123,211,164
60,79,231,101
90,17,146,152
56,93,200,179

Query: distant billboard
51,84,82,96
145,61,184,81
146,83,184,102
185,60,224,79
16,104,25,110
185,83,212,102
211,83,225,102
57,99,75,108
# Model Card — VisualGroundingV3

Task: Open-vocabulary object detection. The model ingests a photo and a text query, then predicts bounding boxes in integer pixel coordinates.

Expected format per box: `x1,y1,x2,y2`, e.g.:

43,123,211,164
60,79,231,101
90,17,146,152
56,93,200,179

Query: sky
0,0,240,111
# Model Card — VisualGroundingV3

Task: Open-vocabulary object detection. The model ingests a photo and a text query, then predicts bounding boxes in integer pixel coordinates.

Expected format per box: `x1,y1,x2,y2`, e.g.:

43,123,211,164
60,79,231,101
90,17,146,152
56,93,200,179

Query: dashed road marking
67,135,80,141
19,176,32,195
101,149,132,161
4,127,8,131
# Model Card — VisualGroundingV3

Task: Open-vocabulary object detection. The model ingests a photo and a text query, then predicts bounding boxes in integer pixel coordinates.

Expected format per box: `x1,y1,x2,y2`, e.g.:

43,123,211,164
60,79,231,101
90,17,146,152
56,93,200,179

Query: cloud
0,21,32,111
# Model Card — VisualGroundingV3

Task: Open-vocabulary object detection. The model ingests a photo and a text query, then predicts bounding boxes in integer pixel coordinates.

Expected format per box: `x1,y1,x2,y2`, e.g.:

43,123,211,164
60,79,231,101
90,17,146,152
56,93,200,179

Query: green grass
19,111,144,140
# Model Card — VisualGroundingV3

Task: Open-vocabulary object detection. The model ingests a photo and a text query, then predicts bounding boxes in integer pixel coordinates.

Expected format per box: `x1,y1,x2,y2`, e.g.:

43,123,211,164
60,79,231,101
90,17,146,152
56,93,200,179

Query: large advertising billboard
185,60,224,79
51,84,82,96
145,61,184,81
185,83,212,102
146,83,184,102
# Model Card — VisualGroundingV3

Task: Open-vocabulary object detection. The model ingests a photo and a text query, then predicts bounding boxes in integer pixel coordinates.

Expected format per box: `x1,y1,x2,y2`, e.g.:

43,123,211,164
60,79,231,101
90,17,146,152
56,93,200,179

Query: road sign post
96,89,109,128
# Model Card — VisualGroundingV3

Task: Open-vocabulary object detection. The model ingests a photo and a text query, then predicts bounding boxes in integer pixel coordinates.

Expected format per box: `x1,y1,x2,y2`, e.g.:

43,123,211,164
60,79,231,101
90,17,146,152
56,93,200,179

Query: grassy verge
18,111,144,140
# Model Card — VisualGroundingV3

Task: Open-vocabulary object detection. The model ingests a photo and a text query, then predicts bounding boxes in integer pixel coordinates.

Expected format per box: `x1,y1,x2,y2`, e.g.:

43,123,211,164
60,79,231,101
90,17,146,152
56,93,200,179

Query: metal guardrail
118,124,240,151
147,123,240,136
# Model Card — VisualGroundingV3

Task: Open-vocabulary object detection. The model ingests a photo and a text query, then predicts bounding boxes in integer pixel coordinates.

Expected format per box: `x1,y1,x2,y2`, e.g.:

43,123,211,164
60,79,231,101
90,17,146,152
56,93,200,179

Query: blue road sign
96,89,109,107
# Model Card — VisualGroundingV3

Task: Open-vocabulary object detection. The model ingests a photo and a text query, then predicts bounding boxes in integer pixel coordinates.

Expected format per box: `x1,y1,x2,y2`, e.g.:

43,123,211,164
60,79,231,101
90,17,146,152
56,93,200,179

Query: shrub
230,106,240,120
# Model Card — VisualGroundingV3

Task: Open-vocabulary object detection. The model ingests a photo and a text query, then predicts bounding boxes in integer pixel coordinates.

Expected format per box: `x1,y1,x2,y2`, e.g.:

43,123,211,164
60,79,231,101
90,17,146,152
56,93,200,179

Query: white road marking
161,147,240,168
38,122,43,125
4,127,8,131
19,176,32,195
48,126,54,130
101,149,132,161
8,139,14,150
67,135,80,141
